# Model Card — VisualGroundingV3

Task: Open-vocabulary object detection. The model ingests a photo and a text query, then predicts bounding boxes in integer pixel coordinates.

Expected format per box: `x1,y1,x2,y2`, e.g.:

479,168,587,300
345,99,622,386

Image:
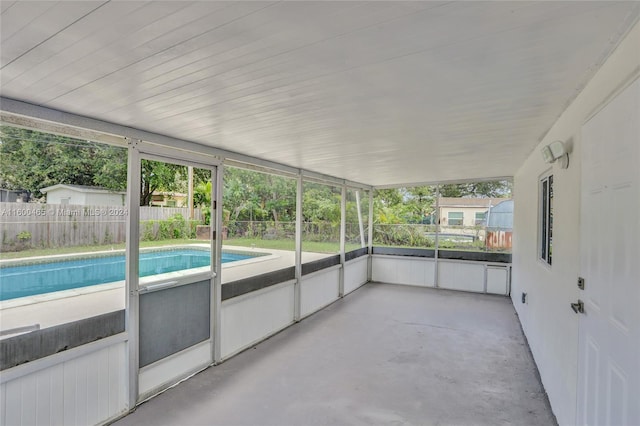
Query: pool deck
0,245,329,337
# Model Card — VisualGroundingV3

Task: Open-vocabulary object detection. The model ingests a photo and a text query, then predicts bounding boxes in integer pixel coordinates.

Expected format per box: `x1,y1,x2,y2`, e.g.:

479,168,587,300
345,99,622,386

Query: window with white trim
540,174,553,265
448,211,463,226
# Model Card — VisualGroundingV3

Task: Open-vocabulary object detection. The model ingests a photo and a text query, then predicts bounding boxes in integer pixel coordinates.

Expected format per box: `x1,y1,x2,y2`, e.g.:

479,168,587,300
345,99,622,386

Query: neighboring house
40,184,126,206
438,197,509,227
0,189,30,203
487,199,513,230
486,199,513,250
150,191,187,207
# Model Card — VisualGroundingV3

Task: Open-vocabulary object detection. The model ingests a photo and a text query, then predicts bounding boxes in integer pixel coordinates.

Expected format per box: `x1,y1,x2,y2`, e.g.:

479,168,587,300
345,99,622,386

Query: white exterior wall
343,257,368,295
45,189,124,206
511,21,640,426
372,256,436,287
45,188,87,205
440,206,488,227
138,341,212,401
220,281,295,360
85,192,125,206
437,260,485,293
0,339,127,426
371,256,509,295
300,267,340,318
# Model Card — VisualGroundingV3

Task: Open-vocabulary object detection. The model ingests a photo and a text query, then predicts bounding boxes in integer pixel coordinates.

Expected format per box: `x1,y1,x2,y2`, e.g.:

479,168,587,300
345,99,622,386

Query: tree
439,181,512,198
403,186,435,222
0,126,191,206
1,127,512,220
302,183,341,223
264,173,296,224
0,126,127,198
93,147,128,192
372,181,511,226
374,188,404,207
373,186,435,224
194,181,213,225
139,160,185,206
194,181,212,207
223,167,296,223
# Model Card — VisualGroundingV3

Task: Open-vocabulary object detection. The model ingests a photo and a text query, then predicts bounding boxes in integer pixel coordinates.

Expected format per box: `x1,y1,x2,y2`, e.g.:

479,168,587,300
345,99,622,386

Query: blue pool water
0,249,253,301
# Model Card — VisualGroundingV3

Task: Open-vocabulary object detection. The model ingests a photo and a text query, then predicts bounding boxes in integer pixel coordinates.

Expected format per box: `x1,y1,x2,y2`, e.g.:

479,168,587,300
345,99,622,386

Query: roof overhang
40,184,126,195
2,1,639,187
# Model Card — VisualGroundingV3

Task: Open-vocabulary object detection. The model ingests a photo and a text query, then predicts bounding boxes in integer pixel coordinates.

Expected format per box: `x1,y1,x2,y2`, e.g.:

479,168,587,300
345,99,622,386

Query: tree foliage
221,170,364,229
0,126,199,206
373,181,511,225
1,127,511,227
222,167,297,223
139,160,184,206
439,181,512,198
0,126,127,198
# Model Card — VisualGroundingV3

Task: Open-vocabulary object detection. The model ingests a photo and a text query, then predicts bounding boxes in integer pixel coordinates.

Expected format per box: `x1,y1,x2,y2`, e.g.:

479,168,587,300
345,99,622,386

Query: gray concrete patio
114,283,556,426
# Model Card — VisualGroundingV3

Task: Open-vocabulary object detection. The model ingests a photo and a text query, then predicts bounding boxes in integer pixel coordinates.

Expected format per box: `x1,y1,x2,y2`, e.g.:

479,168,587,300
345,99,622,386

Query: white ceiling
1,1,639,186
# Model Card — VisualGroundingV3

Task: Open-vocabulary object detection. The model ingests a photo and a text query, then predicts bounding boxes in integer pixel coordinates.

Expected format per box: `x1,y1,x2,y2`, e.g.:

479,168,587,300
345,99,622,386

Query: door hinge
212,230,216,240
577,277,585,290
571,300,585,314
212,200,217,210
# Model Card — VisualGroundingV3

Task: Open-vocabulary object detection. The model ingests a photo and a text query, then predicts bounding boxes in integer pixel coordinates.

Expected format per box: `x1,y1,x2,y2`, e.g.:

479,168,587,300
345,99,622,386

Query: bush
373,224,434,247
142,221,157,240
140,214,201,241
2,230,34,252
202,206,211,226
17,231,32,242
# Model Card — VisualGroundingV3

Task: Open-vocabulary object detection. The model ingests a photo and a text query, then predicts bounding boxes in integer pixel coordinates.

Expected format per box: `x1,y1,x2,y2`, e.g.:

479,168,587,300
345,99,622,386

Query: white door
131,152,220,403
577,78,640,426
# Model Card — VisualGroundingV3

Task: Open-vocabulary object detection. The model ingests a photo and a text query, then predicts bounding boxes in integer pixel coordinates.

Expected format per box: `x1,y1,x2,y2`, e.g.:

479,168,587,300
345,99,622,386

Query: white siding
45,188,86,205
300,267,340,318
85,192,125,206
372,256,509,295
0,341,127,426
372,256,436,287
220,281,295,359
45,189,124,206
138,342,211,401
343,257,368,295
438,260,485,293
511,20,640,426
486,266,509,296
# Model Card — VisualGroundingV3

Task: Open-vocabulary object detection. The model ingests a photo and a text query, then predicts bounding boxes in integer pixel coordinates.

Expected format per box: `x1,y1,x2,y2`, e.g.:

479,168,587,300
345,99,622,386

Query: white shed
40,184,126,206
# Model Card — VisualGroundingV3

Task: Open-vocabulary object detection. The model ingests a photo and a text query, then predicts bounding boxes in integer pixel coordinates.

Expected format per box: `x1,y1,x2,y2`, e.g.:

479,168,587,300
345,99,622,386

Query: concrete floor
114,284,556,426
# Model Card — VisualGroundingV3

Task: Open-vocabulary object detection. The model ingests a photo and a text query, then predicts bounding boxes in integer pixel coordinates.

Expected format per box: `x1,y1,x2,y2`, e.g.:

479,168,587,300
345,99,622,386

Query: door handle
139,281,179,294
571,300,585,314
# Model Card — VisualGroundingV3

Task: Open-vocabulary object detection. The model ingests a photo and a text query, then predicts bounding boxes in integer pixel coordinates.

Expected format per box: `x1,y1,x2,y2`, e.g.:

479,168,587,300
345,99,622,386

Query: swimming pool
0,249,254,301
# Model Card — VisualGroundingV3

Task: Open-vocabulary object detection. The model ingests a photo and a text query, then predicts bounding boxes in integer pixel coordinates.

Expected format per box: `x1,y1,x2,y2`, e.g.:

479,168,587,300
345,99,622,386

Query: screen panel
139,280,210,368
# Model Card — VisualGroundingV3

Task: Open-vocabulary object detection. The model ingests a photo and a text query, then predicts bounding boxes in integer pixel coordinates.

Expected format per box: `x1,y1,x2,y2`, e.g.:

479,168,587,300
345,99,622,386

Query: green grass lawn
0,238,507,261
0,238,364,259
0,239,204,260
371,243,511,253
223,238,361,254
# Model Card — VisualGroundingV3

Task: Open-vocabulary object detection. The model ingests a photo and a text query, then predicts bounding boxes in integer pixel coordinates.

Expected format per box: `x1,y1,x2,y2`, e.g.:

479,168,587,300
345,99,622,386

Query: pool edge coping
0,245,277,308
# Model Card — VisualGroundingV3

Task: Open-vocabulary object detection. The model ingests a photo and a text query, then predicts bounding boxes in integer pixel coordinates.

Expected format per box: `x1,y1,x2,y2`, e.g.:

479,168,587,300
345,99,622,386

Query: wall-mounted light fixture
541,140,569,169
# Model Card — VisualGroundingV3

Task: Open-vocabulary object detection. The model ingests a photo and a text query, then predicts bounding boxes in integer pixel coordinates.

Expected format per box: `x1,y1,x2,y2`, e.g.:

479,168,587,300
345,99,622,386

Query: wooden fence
0,203,202,251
